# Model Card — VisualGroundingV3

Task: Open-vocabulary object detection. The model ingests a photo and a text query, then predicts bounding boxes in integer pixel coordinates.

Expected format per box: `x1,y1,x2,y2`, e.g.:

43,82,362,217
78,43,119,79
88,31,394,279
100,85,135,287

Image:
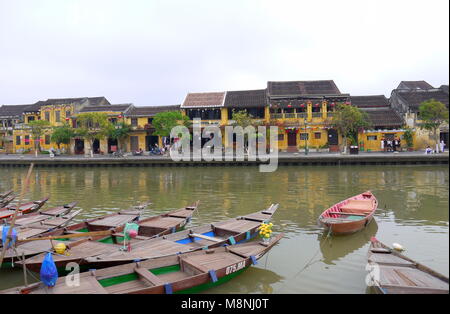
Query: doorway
130,136,139,152
93,139,100,154
145,135,159,150
74,139,84,155
108,138,118,153
287,132,297,147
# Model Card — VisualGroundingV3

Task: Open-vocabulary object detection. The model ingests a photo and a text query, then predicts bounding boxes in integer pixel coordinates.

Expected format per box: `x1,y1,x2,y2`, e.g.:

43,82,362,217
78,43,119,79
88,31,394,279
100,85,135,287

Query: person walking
380,138,384,152
440,140,445,153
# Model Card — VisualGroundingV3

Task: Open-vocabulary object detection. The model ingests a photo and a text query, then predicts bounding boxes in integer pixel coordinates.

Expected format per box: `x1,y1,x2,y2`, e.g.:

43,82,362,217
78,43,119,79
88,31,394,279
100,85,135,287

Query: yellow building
390,82,449,150
179,81,351,152
71,103,131,155
351,95,407,152
123,105,181,152
11,97,110,154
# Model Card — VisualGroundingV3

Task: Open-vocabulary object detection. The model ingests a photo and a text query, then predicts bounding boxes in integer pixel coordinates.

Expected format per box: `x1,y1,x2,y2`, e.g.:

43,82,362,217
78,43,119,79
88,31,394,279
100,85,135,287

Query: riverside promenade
0,151,448,167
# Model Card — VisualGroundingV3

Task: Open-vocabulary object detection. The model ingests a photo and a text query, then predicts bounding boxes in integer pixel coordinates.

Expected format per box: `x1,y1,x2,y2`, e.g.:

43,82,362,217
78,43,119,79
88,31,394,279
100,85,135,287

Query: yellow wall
12,129,70,153
40,104,74,126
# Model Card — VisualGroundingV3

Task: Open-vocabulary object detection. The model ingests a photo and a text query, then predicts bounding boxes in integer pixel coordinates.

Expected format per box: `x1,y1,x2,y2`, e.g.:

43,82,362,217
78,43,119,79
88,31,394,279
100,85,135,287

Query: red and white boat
318,191,378,235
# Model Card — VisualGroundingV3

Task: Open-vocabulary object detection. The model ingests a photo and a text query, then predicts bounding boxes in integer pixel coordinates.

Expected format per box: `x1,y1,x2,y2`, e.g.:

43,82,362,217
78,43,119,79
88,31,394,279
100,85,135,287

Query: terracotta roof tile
181,92,226,108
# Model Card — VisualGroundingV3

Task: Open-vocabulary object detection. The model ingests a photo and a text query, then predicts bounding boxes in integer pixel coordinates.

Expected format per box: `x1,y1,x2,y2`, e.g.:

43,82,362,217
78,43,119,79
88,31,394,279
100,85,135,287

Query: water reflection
204,267,284,294
0,165,447,293
319,220,378,265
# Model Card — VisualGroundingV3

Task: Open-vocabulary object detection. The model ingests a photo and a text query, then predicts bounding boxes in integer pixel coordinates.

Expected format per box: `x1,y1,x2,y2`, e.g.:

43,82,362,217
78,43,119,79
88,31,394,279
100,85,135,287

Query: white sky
1,0,449,106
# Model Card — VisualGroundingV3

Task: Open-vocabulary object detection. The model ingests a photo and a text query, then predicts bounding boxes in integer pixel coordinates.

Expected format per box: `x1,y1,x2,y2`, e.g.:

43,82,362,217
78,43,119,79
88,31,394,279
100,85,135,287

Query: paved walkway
0,151,448,160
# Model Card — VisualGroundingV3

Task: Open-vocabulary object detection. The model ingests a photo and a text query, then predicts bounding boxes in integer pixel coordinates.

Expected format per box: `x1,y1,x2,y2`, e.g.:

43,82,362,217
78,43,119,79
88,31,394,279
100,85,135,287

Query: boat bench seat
341,200,373,214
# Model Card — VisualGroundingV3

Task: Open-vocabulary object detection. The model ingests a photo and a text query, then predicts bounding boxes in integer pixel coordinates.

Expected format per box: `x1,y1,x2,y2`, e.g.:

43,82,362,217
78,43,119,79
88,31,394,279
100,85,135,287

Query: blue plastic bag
1,226,17,249
40,253,58,287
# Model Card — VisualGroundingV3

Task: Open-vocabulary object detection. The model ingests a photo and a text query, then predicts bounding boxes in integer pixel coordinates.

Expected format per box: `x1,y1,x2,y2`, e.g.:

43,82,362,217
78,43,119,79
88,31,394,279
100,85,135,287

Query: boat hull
318,191,378,235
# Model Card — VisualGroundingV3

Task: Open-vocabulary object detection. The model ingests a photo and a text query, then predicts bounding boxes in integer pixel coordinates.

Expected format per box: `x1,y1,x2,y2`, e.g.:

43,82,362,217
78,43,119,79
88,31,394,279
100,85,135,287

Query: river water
0,165,448,293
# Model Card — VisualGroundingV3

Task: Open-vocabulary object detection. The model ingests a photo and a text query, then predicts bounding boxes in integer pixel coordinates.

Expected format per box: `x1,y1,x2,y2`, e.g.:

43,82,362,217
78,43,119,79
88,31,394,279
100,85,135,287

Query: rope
275,228,333,293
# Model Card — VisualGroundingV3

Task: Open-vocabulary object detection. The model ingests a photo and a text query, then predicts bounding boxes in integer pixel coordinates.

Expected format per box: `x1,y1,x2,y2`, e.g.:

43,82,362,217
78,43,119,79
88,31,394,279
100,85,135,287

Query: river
0,165,448,293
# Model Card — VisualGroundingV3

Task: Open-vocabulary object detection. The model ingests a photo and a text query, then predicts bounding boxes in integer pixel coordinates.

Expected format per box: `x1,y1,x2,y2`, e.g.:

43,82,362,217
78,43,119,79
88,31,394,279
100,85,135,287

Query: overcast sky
1,0,449,106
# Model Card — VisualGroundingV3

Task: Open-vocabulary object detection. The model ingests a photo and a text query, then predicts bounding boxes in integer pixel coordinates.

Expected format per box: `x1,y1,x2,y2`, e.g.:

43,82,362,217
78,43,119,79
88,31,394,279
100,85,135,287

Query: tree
402,127,414,150
231,109,262,154
75,113,111,157
152,111,190,138
28,120,51,157
418,99,449,152
330,104,371,153
51,123,74,150
106,122,131,152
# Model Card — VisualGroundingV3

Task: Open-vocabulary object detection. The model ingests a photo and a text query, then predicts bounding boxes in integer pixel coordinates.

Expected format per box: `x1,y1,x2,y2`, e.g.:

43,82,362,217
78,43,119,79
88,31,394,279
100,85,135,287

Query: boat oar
0,163,34,268
17,229,113,243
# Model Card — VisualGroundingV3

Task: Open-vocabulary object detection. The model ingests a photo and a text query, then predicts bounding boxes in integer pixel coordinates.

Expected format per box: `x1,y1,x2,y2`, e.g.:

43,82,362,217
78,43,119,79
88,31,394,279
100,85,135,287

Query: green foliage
28,120,51,155
403,128,414,148
418,99,449,146
331,104,371,151
75,112,111,141
152,111,190,137
231,110,255,128
106,122,132,141
418,99,449,131
51,124,74,148
28,120,51,138
331,104,371,138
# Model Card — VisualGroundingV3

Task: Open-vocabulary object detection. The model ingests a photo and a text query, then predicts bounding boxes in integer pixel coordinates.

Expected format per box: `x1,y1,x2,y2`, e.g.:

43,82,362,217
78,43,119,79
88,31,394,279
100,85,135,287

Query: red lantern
118,115,123,119
300,104,305,108
287,104,292,108
331,103,335,107
65,117,70,121
314,103,319,107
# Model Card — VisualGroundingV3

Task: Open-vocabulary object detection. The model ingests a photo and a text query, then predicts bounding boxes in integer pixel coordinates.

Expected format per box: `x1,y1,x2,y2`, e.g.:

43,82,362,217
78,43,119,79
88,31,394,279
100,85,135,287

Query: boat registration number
225,261,246,275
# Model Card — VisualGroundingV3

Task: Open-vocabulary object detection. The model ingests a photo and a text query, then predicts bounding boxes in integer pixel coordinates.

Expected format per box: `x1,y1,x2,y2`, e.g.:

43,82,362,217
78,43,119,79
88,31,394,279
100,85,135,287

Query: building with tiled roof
181,92,226,109
79,104,132,114
390,83,449,150
125,105,181,117
397,81,434,90
352,95,404,129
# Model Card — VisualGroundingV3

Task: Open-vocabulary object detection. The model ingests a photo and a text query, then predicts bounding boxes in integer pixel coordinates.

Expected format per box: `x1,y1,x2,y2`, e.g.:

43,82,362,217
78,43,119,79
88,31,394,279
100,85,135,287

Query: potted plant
403,128,414,151
257,222,273,244
349,136,359,155
318,143,329,153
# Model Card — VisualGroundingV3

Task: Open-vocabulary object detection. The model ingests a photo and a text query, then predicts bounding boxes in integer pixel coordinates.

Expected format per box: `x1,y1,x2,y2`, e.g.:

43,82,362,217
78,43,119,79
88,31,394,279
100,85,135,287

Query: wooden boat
1,202,81,245
0,196,50,220
0,202,145,266
0,195,16,208
318,191,377,235
21,203,277,273
4,233,284,294
0,190,13,200
7,201,199,269
367,237,449,294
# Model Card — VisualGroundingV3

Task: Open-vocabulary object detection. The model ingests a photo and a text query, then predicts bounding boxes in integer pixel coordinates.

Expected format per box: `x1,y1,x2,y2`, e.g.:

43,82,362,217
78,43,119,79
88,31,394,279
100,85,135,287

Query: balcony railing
284,113,296,119
312,112,323,118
